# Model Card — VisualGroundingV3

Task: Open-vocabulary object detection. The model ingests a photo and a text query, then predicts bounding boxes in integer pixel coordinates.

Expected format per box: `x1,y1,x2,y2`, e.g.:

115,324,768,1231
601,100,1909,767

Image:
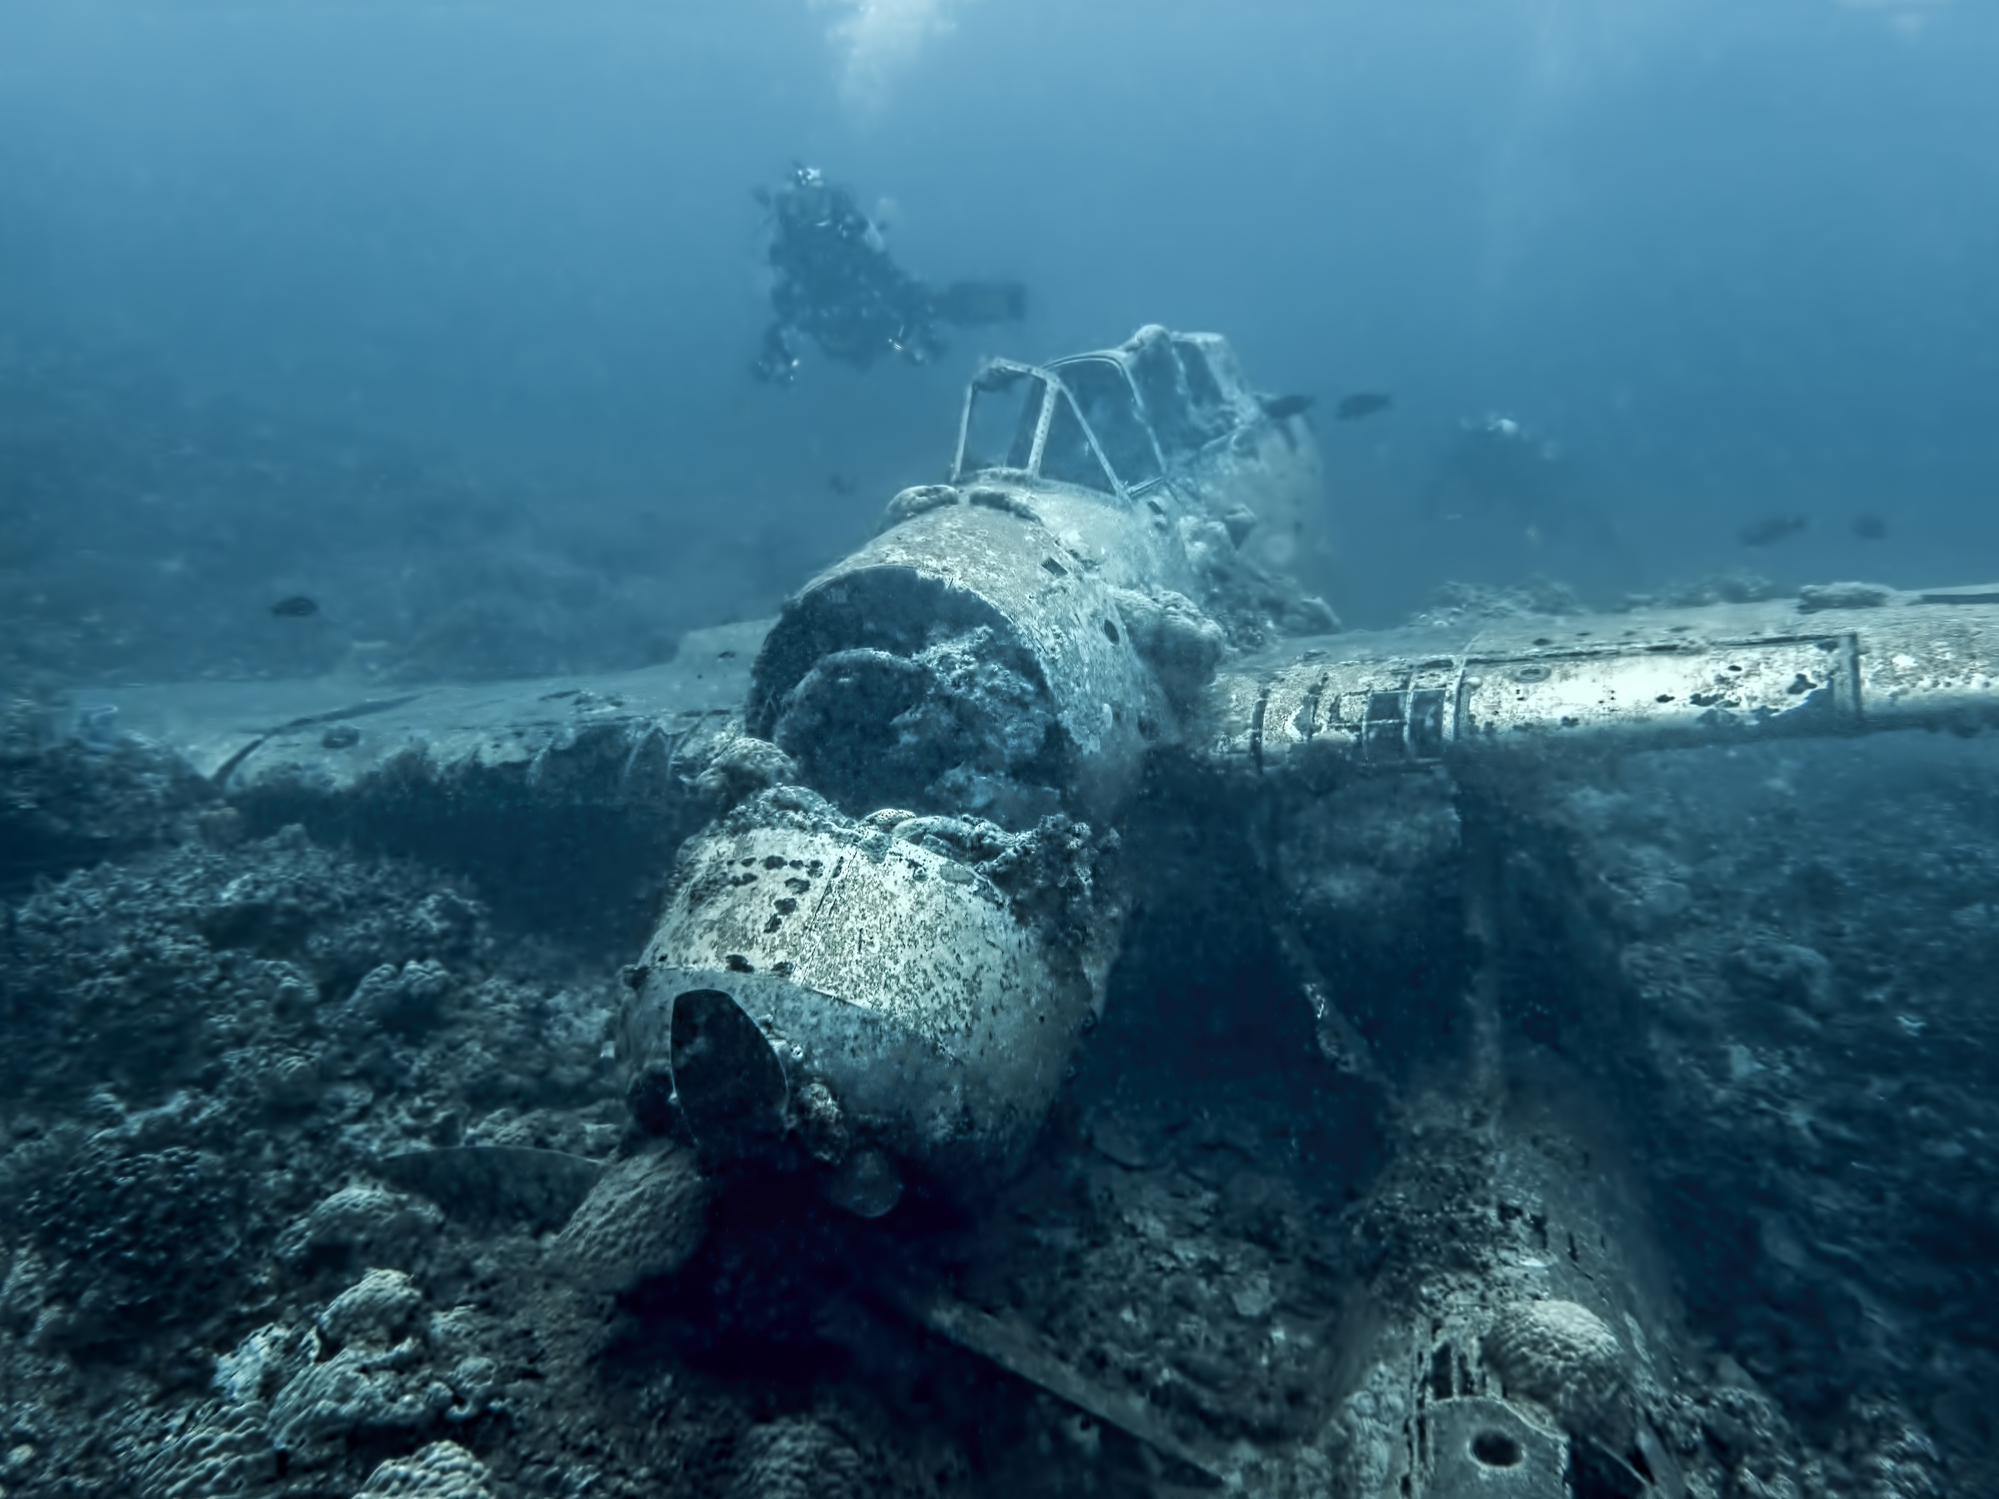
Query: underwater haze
2,0,1995,687
13,7,1999,1498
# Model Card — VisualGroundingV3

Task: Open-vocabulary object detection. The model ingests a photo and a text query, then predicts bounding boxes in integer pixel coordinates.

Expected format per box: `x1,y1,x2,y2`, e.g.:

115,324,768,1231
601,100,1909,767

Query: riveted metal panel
749,497,1163,815
1202,587,1999,776
633,823,1095,1169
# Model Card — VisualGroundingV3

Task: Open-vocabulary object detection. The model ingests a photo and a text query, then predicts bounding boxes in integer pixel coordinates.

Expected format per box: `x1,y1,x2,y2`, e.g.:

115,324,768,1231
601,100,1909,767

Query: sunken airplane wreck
78,327,1999,1496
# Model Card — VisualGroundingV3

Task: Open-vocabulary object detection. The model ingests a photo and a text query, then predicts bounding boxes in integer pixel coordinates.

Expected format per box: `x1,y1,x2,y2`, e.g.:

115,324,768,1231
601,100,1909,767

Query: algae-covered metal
1207,585,1999,775
45,319,1999,1497
744,488,1166,821
642,324,1324,1206
746,324,1331,826
950,324,1324,579
622,801,1111,1184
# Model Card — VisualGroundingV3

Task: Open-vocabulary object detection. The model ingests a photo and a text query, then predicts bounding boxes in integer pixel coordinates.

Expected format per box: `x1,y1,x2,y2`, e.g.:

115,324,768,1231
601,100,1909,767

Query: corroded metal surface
1419,1398,1566,1497
912,1293,1237,1485
72,618,769,796
1205,587,1999,774
747,494,1164,816
57,620,771,934
742,324,1333,825
629,818,1099,1170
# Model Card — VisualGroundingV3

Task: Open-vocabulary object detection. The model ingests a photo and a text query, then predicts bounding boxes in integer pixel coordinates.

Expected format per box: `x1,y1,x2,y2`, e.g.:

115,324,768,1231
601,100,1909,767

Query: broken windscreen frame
956,362,1048,478
1037,388,1118,495
951,358,1125,499
1049,357,1163,492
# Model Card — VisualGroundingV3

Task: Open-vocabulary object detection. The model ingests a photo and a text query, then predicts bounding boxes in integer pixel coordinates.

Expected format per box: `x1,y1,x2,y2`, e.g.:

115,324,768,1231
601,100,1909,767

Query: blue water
2,0,1995,664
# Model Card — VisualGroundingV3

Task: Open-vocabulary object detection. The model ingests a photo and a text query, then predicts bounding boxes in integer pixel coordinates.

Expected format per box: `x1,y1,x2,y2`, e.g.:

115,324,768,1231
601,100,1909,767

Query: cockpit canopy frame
951,360,1142,501
953,327,1261,502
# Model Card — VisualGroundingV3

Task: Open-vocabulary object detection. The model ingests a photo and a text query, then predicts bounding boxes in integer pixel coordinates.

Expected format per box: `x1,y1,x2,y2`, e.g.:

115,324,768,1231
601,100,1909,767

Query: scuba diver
1424,412,1635,581
751,165,1027,386
1426,414,1578,534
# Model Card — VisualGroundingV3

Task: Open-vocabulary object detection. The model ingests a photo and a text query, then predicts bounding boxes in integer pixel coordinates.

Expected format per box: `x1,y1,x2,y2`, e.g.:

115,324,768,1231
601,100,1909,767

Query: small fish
1853,512,1888,541
1260,393,1315,421
270,595,320,618
1335,392,1393,421
1738,515,1809,548
827,474,857,497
